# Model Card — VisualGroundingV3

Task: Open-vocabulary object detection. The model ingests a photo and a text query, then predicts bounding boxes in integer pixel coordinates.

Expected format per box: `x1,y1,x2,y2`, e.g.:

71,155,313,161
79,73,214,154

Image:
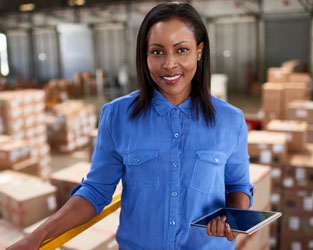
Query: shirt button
173,162,178,167
174,133,179,138
170,220,176,226
215,158,219,163
134,157,140,163
172,192,178,197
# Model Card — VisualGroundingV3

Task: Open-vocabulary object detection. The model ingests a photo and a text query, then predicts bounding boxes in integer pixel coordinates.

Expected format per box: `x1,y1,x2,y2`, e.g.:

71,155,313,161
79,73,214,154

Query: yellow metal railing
39,193,122,250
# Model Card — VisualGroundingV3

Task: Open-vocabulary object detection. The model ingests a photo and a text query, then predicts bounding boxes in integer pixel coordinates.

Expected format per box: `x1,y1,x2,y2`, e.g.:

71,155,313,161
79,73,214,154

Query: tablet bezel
190,208,282,235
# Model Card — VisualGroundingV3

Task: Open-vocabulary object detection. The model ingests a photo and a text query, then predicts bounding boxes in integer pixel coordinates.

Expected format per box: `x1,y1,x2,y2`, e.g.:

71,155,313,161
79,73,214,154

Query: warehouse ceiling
0,0,153,15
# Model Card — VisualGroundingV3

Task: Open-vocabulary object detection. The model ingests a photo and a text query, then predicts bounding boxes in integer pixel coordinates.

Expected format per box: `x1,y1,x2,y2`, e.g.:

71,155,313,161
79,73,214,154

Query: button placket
167,109,181,250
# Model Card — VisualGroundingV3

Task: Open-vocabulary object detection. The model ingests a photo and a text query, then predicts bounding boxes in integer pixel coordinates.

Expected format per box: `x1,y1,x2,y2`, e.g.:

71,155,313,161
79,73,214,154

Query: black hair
130,2,215,126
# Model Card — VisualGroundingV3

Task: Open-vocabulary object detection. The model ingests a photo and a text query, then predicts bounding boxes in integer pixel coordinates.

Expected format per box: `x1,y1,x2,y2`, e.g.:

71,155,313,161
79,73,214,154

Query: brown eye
152,50,164,55
178,48,189,53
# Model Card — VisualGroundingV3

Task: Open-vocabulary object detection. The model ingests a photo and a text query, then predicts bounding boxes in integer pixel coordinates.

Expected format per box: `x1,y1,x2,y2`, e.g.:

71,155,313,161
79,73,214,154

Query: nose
162,54,177,70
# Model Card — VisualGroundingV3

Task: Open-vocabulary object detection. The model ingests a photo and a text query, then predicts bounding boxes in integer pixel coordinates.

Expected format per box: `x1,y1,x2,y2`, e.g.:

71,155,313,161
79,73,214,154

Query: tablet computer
191,208,282,235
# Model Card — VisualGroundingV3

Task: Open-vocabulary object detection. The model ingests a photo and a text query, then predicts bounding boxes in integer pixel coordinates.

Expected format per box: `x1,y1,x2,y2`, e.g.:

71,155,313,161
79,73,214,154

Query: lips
161,74,182,85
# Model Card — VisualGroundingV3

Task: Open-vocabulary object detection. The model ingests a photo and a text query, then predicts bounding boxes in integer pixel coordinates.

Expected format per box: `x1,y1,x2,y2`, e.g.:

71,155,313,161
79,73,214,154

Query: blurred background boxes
0,175,57,228
265,120,307,152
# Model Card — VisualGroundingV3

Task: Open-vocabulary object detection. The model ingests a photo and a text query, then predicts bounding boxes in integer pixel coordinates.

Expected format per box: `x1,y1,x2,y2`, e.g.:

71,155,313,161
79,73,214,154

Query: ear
197,42,204,61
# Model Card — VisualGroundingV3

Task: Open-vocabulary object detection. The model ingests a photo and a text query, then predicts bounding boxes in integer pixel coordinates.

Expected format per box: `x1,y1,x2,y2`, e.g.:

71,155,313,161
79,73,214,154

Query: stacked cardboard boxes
0,170,58,228
0,90,51,178
266,120,308,153
288,100,313,144
236,164,271,250
262,70,312,127
49,162,90,207
248,131,288,249
0,134,40,175
47,100,97,153
280,144,313,250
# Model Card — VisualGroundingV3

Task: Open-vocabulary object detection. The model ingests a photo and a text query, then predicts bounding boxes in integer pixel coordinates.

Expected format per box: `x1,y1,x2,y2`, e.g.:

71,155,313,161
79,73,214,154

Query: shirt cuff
225,184,254,208
71,178,112,215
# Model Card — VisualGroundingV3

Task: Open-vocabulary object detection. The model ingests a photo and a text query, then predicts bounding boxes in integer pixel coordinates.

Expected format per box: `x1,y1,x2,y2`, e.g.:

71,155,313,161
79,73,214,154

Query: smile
162,75,181,80
161,74,183,85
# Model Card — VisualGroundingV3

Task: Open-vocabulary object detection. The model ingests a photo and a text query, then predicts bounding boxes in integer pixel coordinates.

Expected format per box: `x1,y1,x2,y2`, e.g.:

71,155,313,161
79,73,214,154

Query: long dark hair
130,2,215,126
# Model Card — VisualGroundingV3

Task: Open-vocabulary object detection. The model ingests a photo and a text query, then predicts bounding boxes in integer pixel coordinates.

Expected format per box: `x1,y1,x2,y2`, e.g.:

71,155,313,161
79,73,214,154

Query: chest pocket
123,150,159,189
190,150,227,194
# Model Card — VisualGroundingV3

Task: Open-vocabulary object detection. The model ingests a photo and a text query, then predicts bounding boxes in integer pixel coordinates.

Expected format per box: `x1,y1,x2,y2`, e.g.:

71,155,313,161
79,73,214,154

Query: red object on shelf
245,116,262,131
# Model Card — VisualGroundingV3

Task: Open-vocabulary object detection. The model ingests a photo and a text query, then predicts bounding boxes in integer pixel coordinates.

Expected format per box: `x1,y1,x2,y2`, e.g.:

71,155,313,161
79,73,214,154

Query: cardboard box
236,220,270,250
270,166,283,190
250,164,271,211
236,165,271,249
262,83,284,115
284,82,311,118
50,162,90,207
281,214,313,235
266,120,308,152
288,72,311,84
0,177,58,228
284,144,313,190
282,189,313,215
280,233,313,250
0,219,24,249
267,68,289,83
270,217,281,242
280,235,313,250
288,100,313,123
61,211,120,250
11,158,39,176
0,140,32,168
307,124,313,143
248,131,288,165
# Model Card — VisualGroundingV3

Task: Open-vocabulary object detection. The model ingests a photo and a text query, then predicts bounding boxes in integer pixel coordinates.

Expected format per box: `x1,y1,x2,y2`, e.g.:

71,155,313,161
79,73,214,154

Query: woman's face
147,18,203,106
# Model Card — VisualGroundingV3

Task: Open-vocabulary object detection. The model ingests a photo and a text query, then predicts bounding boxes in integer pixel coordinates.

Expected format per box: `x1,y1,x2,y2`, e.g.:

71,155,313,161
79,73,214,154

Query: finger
217,216,227,237
207,221,213,236
211,217,219,235
224,223,234,241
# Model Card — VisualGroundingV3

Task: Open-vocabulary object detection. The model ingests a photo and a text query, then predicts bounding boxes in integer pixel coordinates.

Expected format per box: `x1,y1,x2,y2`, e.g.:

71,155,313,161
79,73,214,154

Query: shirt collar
151,89,192,118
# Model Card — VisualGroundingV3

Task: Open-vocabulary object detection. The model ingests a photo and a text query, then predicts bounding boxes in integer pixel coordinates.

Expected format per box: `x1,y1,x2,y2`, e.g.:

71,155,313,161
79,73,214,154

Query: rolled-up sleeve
71,104,124,215
225,111,254,208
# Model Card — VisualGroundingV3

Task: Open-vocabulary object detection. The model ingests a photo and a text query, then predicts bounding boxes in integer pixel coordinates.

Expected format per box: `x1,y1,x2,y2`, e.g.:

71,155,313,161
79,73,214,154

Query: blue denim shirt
72,89,253,250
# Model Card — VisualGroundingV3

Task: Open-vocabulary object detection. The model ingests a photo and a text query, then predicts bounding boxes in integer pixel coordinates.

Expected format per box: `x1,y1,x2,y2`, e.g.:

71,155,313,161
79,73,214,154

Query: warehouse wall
265,15,310,71
58,24,94,80
32,27,60,82
6,30,32,81
213,17,257,91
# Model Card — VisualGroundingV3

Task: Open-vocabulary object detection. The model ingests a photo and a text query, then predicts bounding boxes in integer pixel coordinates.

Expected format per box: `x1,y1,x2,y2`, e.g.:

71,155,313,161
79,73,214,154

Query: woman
7,3,253,250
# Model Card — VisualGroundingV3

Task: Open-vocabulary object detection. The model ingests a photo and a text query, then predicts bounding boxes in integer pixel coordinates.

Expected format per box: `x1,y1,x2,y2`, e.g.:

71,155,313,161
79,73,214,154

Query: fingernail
225,223,228,228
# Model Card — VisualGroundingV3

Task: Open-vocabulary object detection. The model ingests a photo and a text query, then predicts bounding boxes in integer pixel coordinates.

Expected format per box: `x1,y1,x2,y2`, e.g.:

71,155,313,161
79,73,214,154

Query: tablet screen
191,208,281,234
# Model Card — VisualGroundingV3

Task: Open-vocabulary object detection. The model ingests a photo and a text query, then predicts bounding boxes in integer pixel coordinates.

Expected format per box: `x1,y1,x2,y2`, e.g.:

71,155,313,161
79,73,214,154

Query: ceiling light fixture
68,0,85,7
19,3,35,12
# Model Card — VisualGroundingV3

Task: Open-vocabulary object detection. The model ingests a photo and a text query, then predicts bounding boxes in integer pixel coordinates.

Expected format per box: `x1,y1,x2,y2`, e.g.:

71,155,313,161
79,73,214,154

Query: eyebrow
148,41,192,48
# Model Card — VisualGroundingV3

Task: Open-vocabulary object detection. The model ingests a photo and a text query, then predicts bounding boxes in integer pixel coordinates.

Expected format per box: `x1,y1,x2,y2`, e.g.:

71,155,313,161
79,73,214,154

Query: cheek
147,57,160,75
181,59,198,76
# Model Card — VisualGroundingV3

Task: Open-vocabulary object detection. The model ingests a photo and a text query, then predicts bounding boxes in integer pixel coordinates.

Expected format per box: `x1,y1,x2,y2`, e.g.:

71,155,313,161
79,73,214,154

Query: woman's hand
206,216,238,241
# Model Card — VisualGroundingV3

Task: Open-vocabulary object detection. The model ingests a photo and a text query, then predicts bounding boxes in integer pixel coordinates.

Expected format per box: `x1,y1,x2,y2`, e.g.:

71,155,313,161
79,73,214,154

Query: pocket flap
123,150,159,165
196,150,226,165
